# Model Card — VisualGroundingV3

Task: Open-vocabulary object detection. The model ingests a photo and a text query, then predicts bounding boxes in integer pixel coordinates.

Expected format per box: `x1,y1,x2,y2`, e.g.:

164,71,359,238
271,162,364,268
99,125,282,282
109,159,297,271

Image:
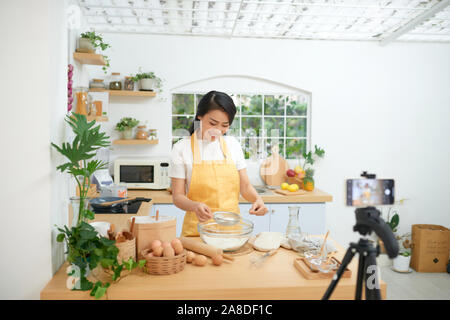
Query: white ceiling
77,0,450,44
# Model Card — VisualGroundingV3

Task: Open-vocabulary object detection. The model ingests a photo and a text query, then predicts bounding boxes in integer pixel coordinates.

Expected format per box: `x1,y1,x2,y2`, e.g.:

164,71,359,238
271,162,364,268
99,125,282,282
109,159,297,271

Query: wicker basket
141,248,187,275
116,238,136,264
287,176,303,189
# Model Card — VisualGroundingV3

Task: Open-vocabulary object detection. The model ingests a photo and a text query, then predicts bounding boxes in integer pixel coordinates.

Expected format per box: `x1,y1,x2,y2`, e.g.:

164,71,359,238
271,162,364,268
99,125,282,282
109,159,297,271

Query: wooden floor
380,266,450,300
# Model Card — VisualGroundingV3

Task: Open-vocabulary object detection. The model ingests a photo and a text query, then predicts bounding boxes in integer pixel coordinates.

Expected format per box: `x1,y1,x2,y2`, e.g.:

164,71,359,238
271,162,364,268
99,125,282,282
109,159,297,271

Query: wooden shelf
73,52,106,66
113,139,159,145
89,89,156,97
87,115,108,122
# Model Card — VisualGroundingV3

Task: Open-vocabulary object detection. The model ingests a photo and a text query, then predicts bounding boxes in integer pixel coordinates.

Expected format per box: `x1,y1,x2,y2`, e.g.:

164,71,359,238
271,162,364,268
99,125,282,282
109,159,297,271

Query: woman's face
198,109,231,141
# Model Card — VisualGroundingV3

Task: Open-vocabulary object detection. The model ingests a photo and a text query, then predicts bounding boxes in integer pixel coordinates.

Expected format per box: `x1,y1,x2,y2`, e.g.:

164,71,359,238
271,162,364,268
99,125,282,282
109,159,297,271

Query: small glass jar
74,87,89,115
148,129,158,140
109,72,122,90
89,78,106,89
136,125,149,140
124,76,134,91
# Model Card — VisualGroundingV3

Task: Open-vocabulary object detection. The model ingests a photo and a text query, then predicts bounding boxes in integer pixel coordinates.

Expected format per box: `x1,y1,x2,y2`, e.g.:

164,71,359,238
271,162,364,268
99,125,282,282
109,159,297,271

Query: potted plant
115,117,139,139
131,71,163,92
78,31,111,74
393,250,412,272
51,114,145,299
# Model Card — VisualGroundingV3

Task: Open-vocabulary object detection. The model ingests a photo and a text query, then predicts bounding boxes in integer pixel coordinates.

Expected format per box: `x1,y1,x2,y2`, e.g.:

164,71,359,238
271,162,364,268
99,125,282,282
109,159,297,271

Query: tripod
322,206,398,300
322,237,381,300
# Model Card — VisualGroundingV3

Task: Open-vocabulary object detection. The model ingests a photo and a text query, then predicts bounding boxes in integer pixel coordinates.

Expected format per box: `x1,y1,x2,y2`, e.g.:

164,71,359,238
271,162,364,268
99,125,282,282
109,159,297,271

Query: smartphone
346,179,395,206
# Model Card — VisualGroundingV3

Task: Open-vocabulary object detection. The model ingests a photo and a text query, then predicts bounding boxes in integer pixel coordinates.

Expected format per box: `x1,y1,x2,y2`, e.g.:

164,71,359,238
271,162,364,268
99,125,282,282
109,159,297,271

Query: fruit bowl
198,218,254,252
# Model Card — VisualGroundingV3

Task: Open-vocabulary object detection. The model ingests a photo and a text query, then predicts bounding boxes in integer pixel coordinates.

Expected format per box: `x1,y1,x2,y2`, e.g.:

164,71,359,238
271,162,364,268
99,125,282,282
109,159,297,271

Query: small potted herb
131,71,163,92
115,117,139,139
78,31,111,74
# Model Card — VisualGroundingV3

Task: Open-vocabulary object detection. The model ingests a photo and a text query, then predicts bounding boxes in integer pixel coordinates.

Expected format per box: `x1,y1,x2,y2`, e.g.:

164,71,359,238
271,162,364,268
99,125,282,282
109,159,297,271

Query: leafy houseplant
131,71,163,92
52,114,145,299
79,31,111,74
115,117,139,139
298,145,325,191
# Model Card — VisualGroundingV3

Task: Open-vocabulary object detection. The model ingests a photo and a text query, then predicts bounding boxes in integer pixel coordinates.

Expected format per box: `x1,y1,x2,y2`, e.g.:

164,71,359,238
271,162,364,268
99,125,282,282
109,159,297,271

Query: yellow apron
181,132,240,237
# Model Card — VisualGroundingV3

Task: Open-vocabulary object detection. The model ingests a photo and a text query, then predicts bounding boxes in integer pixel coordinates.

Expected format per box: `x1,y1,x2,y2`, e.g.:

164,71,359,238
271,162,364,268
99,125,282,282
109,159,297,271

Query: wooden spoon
130,217,136,234
319,230,330,258
99,197,136,207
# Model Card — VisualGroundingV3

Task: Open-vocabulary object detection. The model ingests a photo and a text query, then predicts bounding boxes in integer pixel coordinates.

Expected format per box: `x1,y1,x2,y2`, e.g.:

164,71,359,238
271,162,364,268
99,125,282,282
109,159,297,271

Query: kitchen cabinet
149,202,326,237
268,203,326,235
239,204,270,235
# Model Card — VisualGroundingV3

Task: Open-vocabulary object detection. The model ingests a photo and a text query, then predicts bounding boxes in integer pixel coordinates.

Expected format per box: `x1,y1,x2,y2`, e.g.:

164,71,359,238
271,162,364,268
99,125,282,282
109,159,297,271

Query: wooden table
40,237,386,300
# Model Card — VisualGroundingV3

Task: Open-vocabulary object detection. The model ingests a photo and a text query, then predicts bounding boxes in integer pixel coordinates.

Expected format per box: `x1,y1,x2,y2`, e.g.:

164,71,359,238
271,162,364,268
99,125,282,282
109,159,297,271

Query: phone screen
346,179,394,206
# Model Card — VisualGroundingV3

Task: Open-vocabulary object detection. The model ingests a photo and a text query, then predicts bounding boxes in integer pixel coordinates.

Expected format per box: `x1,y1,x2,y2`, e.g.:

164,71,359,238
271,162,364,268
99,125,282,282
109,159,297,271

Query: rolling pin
180,237,234,261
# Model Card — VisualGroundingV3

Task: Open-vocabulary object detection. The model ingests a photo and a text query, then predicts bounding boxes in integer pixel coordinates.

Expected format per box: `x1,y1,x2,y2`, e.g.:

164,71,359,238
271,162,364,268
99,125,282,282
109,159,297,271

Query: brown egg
193,254,207,266
171,238,181,247
212,255,223,266
163,246,175,257
172,242,184,255
151,240,162,251
153,246,163,257
186,251,195,263
162,241,171,248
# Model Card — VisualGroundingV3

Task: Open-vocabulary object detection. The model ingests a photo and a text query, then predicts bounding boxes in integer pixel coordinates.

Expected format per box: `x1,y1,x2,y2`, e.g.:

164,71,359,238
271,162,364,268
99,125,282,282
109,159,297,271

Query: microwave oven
114,158,170,190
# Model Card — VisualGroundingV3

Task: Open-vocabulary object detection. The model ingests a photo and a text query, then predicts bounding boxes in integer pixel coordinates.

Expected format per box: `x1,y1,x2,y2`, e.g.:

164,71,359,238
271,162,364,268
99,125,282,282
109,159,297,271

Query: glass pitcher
286,206,302,238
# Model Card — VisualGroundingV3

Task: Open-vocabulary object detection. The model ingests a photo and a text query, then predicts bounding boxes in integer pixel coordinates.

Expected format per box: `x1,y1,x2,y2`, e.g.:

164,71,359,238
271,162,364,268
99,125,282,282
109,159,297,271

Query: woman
169,90,268,237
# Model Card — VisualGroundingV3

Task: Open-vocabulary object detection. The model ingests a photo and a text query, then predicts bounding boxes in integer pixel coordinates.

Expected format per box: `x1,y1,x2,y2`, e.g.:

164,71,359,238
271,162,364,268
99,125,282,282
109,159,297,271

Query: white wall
87,34,450,247
0,0,67,299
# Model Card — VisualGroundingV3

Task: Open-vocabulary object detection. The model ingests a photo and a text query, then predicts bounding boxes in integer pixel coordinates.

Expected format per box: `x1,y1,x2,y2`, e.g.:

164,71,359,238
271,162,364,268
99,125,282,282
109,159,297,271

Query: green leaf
112,265,124,281
100,237,116,247
390,213,399,230
80,230,98,240
100,258,115,268
138,260,146,268
84,209,95,221
123,258,135,271
56,233,65,242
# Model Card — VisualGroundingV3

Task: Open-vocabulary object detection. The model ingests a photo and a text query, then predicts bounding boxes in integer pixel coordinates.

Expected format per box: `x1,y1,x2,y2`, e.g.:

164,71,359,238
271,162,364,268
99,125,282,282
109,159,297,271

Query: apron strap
191,131,232,163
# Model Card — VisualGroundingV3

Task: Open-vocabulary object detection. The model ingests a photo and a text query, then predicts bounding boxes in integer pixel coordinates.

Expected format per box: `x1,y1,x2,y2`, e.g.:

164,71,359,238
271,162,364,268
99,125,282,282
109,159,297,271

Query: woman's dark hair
189,91,237,135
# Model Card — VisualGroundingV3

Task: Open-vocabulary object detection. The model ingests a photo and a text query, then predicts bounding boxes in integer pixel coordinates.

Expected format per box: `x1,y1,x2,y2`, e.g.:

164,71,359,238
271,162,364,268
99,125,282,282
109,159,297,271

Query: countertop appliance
114,157,170,190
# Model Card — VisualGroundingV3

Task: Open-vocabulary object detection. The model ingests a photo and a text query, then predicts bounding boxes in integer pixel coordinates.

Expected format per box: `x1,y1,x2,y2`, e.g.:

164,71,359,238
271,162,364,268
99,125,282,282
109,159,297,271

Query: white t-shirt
169,136,246,192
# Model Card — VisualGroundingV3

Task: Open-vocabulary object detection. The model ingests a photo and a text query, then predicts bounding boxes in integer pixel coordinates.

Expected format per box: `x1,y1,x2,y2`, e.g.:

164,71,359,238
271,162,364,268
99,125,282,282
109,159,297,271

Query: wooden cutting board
260,146,289,187
294,257,351,280
274,189,308,196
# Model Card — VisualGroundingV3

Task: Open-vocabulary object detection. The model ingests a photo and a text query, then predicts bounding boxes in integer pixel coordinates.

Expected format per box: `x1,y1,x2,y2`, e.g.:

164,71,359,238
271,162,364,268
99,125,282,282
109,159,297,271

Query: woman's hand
193,202,213,221
249,197,268,216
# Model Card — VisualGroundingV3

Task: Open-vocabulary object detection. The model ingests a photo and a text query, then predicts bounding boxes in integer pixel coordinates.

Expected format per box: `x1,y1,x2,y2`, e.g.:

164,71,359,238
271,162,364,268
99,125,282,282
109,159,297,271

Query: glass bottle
124,76,134,91
109,72,122,90
149,129,158,140
286,206,302,238
74,87,88,115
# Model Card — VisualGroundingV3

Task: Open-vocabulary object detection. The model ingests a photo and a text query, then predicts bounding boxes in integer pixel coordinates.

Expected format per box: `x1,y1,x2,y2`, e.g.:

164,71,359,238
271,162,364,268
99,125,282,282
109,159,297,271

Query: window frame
171,90,312,159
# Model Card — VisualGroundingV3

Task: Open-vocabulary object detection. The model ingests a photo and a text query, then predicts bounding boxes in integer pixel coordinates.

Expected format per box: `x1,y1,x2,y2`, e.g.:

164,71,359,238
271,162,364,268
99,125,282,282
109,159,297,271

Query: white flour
253,232,284,251
202,236,248,251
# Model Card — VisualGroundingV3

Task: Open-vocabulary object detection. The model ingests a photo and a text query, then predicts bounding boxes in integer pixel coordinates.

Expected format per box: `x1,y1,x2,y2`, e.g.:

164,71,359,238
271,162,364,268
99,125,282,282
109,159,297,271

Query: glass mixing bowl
198,218,254,252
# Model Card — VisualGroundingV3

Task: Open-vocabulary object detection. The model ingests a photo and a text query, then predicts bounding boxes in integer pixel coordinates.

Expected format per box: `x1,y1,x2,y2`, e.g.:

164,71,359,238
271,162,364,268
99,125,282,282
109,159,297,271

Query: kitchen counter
128,188,332,204
40,236,386,300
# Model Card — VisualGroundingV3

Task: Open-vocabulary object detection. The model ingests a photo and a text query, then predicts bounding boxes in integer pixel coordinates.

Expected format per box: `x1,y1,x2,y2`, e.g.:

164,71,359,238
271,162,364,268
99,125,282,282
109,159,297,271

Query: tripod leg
322,246,356,300
364,252,381,300
355,253,365,300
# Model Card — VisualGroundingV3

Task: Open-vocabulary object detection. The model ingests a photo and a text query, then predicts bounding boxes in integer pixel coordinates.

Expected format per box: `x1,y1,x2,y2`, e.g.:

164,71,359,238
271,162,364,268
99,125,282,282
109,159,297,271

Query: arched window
171,75,311,160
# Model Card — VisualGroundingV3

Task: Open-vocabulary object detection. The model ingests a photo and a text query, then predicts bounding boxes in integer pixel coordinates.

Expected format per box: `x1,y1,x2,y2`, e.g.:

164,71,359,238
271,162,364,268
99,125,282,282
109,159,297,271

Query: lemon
294,165,303,174
287,184,299,192
281,183,289,190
